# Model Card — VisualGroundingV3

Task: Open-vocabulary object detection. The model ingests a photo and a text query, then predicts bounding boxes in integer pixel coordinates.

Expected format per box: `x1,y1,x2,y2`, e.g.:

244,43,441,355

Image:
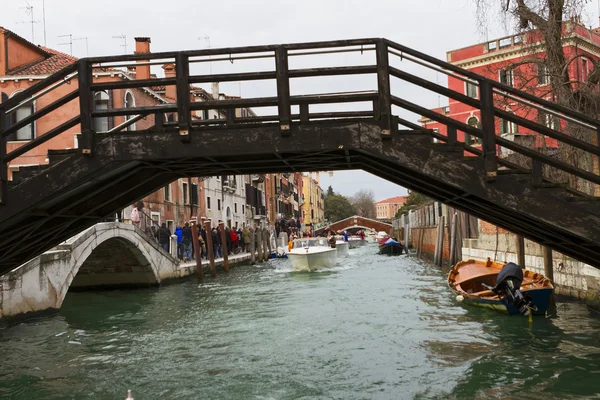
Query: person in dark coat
225,226,232,254
181,222,193,261
201,227,208,259
212,227,221,258
157,223,171,252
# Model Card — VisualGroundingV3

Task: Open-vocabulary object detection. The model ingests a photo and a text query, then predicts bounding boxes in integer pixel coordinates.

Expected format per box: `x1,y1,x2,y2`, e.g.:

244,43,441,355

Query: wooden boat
378,238,405,255
448,258,554,316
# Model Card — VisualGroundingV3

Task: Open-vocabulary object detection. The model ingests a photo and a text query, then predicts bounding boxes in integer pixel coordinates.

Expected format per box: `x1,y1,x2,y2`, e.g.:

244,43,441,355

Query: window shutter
191,184,198,205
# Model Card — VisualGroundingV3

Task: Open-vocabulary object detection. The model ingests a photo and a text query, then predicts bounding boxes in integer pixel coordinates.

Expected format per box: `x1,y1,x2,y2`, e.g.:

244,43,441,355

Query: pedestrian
182,222,193,262
343,230,349,242
229,228,238,254
212,227,220,258
225,226,232,254
130,204,141,228
157,223,171,252
175,225,183,260
198,232,206,259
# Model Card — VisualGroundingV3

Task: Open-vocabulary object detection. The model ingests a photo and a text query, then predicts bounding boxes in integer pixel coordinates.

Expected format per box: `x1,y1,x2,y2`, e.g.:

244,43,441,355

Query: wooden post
275,46,291,136
376,39,392,139
204,219,216,278
434,216,445,266
250,228,256,264
191,220,204,283
516,235,525,267
78,61,94,155
543,246,554,282
218,221,230,273
438,216,445,267
257,226,264,262
449,212,458,266
264,228,272,257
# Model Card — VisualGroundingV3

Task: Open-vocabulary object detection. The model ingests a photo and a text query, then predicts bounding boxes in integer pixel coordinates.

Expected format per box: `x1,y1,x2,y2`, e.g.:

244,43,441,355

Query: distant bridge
317,215,392,234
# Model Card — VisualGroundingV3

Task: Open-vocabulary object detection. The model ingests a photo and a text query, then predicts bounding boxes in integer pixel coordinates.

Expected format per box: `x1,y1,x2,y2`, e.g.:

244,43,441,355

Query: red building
420,20,600,152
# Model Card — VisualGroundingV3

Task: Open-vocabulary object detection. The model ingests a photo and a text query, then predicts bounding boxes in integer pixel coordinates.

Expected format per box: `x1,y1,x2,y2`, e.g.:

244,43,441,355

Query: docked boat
288,238,338,271
378,238,405,255
448,258,554,316
335,236,349,257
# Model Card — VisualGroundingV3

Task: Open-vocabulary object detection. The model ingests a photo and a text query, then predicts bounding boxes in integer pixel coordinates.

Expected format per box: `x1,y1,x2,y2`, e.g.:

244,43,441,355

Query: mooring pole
543,246,554,283
516,235,525,268
257,226,264,262
191,219,204,283
250,227,256,264
218,220,230,273
449,213,458,266
204,219,216,278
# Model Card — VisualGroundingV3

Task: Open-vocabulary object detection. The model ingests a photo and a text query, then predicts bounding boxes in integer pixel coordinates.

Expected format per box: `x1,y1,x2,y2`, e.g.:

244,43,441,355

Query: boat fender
456,295,464,302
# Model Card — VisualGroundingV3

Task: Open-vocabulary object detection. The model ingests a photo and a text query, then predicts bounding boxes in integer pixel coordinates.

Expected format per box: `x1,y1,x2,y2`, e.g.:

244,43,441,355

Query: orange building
375,196,408,220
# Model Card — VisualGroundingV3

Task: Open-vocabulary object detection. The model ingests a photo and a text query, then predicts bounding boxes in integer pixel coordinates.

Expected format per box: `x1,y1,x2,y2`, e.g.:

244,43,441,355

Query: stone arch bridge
316,215,392,235
0,222,181,318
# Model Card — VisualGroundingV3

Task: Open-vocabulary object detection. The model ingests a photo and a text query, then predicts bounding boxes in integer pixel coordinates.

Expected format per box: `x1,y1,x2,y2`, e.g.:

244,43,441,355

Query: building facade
420,21,600,153
301,172,325,233
375,196,408,220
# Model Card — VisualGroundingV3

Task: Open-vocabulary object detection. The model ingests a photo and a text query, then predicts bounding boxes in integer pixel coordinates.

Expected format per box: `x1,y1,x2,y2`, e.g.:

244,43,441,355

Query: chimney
134,37,151,80
162,63,176,100
211,82,220,100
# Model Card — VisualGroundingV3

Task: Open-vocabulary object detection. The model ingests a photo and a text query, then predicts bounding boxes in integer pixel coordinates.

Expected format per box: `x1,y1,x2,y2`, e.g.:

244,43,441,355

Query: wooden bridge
2,38,600,274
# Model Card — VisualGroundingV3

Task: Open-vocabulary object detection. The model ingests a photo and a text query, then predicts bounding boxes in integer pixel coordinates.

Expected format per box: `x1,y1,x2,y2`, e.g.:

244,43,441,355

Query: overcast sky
3,0,599,201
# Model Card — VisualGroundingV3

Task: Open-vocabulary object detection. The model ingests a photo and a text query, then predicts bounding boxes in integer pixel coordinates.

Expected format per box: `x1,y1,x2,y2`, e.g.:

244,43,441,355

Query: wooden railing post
175,53,191,142
78,61,94,155
0,107,6,206
376,40,392,139
275,46,291,136
479,80,497,181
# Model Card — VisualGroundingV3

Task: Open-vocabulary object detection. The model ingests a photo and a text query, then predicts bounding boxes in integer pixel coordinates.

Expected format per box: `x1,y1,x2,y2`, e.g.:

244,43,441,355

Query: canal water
0,245,599,399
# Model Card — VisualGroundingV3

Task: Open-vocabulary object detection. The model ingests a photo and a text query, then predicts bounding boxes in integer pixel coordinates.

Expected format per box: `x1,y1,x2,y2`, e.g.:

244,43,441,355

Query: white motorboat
335,237,349,257
288,238,337,271
348,236,362,249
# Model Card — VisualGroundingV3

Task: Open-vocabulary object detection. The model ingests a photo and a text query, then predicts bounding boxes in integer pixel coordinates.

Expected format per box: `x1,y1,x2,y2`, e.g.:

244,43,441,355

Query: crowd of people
149,222,256,262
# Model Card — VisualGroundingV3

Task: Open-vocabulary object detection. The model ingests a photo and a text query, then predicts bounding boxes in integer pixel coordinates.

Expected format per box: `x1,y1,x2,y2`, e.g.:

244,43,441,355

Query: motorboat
335,236,349,257
288,238,338,271
448,258,554,316
348,236,362,249
378,238,405,255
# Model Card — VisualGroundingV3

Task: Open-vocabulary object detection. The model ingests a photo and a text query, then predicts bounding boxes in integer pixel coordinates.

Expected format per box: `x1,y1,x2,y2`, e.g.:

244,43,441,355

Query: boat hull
288,249,337,271
379,244,404,255
457,288,553,315
335,241,349,257
348,239,361,249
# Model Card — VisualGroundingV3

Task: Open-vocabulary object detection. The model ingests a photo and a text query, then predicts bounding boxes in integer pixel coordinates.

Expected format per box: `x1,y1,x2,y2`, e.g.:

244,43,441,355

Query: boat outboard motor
492,262,537,316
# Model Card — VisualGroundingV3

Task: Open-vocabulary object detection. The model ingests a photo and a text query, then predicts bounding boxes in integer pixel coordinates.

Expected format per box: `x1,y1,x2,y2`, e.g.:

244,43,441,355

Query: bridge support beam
78,61,94,155
479,80,497,181
275,46,291,136
175,53,191,142
0,107,6,206
376,40,392,139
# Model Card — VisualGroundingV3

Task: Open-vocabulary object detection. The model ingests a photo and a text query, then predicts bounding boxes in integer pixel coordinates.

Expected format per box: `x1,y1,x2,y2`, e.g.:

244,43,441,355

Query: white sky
2,0,599,201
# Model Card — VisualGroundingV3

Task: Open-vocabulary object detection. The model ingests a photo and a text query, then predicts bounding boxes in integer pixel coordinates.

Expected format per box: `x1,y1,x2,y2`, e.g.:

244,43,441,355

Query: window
234,203,238,213
124,91,136,131
539,111,558,130
537,64,550,86
182,182,189,204
465,116,481,145
432,128,440,144
242,205,245,215
164,184,171,201
466,82,478,99
581,58,590,82
191,184,198,205
207,196,211,209
500,118,518,134
93,91,110,132
7,91,35,141
499,37,511,48
217,199,221,210
499,69,514,87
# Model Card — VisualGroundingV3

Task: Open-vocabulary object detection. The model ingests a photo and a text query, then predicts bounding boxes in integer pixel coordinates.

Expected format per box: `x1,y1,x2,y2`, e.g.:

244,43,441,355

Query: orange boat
448,258,554,316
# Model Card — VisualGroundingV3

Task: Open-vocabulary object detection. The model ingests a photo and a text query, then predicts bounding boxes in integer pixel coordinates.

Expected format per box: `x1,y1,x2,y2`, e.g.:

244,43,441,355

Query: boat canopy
293,238,329,249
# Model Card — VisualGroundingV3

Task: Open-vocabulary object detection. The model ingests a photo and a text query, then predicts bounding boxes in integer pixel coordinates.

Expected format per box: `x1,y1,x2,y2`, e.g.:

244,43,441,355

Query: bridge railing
1,38,600,206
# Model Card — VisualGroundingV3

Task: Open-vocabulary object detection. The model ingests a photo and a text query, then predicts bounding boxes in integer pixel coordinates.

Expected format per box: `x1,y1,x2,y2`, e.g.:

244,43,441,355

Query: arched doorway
226,206,232,228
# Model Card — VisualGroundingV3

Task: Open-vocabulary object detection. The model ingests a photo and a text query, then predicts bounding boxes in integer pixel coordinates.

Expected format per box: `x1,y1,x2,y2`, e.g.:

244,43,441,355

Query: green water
0,246,599,399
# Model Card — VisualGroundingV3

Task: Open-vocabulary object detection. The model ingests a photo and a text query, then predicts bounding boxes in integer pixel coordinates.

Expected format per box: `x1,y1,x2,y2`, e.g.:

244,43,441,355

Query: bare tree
351,189,376,219
473,0,598,193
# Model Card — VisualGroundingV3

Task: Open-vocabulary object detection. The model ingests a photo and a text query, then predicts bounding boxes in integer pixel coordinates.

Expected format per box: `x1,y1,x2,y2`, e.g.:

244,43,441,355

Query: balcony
251,174,264,183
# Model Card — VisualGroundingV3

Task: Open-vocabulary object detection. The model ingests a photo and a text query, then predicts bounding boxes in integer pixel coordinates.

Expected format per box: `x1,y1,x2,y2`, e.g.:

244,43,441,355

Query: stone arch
57,223,166,308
